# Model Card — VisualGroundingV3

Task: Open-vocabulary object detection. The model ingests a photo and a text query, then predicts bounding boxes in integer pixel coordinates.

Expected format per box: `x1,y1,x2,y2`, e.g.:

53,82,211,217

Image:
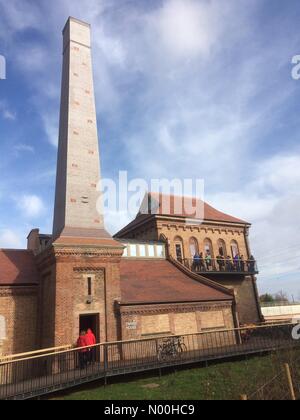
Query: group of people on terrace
191,252,256,273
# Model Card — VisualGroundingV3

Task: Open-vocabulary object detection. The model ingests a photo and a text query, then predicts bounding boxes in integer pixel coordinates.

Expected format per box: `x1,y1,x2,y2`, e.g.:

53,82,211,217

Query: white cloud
206,151,300,295
2,110,16,121
17,45,50,73
13,144,35,154
0,101,16,121
0,0,42,34
151,0,221,60
17,195,45,218
0,229,22,249
42,114,59,147
104,209,132,236
0,0,299,297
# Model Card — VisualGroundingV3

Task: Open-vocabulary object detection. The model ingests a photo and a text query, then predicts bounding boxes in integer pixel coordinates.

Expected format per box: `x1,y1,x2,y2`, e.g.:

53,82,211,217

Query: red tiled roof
115,193,249,238
0,250,39,286
120,259,233,304
147,192,248,223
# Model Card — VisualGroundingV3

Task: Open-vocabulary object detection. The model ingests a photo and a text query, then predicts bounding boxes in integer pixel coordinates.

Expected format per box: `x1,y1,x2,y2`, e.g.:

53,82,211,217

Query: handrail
0,322,294,366
0,344,72,363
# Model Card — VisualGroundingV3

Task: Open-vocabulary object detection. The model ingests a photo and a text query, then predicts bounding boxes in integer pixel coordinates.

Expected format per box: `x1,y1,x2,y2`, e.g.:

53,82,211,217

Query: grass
50,353,284,400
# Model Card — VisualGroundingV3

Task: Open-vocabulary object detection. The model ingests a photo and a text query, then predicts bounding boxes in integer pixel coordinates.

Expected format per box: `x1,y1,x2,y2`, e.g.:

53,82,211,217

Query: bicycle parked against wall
157,336,187,361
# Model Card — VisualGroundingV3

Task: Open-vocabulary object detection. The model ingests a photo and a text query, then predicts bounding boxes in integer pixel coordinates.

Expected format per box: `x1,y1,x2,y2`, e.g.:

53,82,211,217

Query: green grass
51,354,283,400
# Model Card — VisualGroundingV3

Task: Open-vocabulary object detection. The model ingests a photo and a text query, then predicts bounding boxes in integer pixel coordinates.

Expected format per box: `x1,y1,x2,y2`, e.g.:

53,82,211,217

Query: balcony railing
179,258,259,275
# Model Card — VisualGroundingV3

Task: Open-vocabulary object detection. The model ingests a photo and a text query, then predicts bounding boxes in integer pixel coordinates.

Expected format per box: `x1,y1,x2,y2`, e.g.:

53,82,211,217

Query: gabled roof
115,192,249,238
0,250,39,286
120,259,233,305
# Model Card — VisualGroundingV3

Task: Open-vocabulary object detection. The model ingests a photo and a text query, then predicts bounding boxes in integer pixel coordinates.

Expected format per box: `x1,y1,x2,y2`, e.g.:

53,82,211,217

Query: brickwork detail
120,302,234,341
0,287,38,356
117,216,261,324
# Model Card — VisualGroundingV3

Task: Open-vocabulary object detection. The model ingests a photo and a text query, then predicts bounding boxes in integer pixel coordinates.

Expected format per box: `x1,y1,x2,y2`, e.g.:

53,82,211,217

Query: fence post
284,363,296,401
104,344,108,387
155,339,162,378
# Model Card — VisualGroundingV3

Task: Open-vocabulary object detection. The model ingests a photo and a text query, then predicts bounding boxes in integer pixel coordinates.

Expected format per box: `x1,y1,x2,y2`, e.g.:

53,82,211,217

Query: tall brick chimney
52,17,107,240
37,18,123,349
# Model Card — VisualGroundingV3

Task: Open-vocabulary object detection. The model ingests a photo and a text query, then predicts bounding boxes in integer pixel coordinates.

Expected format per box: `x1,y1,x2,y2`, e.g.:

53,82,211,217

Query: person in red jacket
85,328,96,364
77,331,88,369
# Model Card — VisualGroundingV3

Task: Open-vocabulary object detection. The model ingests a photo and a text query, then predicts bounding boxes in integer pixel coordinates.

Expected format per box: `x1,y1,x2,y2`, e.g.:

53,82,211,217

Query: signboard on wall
126,321,137,330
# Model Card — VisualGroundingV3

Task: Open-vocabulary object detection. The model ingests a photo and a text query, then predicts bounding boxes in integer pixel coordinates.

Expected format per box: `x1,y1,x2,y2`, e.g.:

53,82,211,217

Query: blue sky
0,0,300,298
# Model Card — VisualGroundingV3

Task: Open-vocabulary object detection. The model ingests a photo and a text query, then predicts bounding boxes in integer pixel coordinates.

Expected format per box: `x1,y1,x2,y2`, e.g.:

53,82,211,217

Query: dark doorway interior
79,314,100,343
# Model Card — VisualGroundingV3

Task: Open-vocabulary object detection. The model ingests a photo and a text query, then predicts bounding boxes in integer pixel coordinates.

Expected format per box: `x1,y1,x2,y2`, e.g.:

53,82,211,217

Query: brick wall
124,218,250,261
37,243,123,348
215,276,261,324
0,287,38,356
120,217,261,325
120,302,235,341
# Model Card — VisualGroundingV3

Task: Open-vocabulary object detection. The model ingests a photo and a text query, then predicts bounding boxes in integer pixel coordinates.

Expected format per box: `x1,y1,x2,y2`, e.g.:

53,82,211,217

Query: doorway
79,314,100,343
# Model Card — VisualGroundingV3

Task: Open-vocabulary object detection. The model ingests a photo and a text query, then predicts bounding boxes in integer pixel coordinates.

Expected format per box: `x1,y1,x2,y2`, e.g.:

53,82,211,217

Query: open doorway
79,314,100,343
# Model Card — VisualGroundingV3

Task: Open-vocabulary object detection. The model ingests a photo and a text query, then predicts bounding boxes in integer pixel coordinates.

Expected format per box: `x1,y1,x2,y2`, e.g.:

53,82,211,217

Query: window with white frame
129,244,137,257
156,244,165,258
147,245,155,257
139,244,146,257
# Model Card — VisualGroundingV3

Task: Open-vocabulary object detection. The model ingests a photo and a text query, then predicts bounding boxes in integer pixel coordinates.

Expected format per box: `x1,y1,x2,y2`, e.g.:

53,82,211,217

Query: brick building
0,18,261,357
115,192,263,325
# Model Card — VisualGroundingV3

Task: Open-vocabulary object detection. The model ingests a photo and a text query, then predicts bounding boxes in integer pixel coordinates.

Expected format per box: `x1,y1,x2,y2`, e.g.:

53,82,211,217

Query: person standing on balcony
217,255,225,271
240,255,245,272
199,252,206,271
205,253,212,271
193,253,201,272
226,256,233,271
249,255,256,273
234,254,241,272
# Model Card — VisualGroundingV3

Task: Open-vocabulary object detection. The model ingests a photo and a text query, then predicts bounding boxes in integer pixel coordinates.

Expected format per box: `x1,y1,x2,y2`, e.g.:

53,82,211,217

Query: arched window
231,240,239,258
189,237,199,257
218,239,227,257
174,236,184,262
204,238,213,257
0,316,6,340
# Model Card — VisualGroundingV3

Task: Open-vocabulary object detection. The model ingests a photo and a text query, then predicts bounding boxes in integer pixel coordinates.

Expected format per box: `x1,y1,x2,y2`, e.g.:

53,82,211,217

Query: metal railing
260,301,300,308
0,323,298,400
180,258,258,275
0,345,72,364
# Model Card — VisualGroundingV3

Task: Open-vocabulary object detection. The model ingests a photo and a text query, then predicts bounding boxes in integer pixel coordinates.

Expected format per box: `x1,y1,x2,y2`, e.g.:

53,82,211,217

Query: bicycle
157,336,187,361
